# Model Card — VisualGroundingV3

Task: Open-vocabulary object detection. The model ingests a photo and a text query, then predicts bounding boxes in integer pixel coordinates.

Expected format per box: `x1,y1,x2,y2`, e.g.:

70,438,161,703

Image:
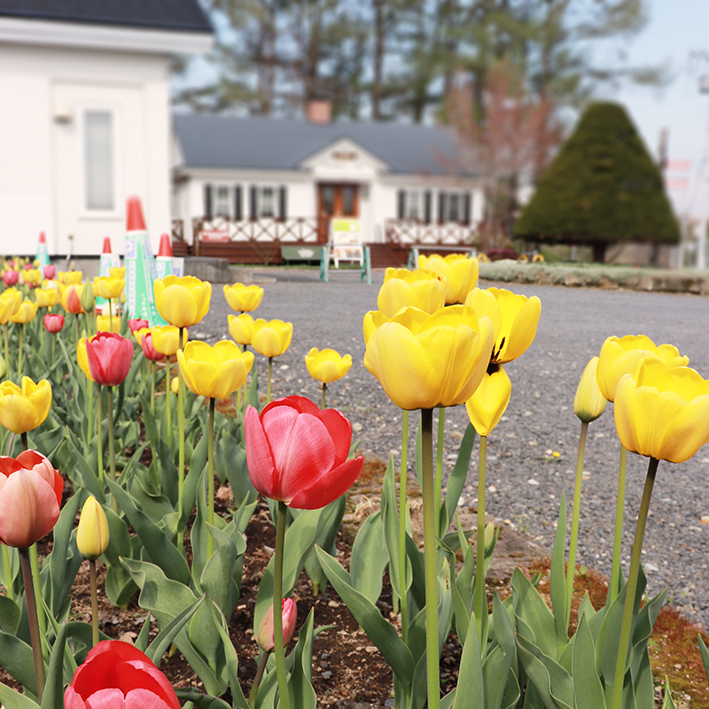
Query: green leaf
107,479,190,585
452,611,484,709
381,456,410,602
573,613,606,709
349,510,388,604
174,689,232,709
511,568,557,659
516,633,574,709
0,629,36,694
288,608,317,709
217,436,255,508
209,601,249,709
315,546,415,685
0,683,39,709
698,635,709,685
661,677,677,709
0,595,20,635
145,596,205,666
102,506,139,608
48,492,83,615
550,491,568,654
40,622,67,709
441,422,476,537
135,612,152,653
198,523,240,619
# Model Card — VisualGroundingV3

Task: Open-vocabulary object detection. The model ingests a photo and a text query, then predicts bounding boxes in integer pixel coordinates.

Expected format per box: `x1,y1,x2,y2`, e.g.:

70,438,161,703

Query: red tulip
43,313,64,334
244,395,363,509
65,640,180,709
44,265,56,280
128,318,149,334
3,271,18,287
258,599,298,652
86,332,134,387
141,332,164,362
0,450,62,548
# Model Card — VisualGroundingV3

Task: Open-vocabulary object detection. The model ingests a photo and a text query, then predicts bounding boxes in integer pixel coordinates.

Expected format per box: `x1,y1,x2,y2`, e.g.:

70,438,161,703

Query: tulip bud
171,376,180,395
77,497,110,560
81,281,95,314
574,357,607,423
0,353,6,379
257,599,297,653
484,521,496,551
44,265,56,280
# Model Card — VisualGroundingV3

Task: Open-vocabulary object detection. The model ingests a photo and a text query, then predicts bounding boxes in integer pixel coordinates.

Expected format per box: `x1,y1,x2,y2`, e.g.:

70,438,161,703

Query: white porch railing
385,219,480,246
195,217,321,243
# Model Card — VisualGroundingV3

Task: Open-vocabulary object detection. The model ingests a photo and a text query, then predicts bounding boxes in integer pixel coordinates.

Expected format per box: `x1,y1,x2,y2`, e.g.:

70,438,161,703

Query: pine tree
513,101,680,262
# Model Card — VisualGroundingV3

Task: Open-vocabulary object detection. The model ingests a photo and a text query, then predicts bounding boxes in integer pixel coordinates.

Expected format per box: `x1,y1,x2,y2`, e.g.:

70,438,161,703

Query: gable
299,137,389,179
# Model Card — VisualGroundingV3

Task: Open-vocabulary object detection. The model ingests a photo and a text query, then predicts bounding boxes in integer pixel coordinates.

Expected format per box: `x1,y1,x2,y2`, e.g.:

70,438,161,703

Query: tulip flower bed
1,251,709,709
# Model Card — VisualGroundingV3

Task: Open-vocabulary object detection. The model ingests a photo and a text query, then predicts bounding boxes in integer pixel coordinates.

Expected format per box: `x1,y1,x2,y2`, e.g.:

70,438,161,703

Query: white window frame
404,189,423,220
256,185,277,218
439,189,468,223
78,106,121,219
214,184,232,218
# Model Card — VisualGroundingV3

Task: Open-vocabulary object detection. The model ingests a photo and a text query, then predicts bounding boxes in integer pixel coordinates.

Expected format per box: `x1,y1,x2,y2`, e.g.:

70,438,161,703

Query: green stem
166,357,172,450
4,324,8,380
107,387,116,482
474,435,487,640
2,545,15,600
399,409,409,645
421,407,440,709
321,382,327,410
87,379,93,444
608,444,628,605
567,421,588,627
17,324,22,380
50,334,55,371
21,432,28,452
267,357,273,404
109,306,113,334
610,457,659,709
434,407,445,516
89,560,99,647
248,652,270,708
207,397,215,558
274,501,291,709
150,362,155,415
19,547,45,702
97,385,103,485
178,327,185,537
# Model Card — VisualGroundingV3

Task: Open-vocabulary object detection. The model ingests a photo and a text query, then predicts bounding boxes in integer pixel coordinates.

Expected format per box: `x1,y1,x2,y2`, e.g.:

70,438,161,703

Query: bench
407,244,477,269
280,244,325,266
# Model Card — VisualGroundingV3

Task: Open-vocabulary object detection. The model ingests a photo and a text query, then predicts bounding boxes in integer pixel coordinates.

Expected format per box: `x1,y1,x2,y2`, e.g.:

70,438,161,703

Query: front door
317,183,359,242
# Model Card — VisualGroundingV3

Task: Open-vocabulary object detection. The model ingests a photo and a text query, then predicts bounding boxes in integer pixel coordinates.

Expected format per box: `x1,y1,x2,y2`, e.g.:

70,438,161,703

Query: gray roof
0,0,212,33
173,114,476,177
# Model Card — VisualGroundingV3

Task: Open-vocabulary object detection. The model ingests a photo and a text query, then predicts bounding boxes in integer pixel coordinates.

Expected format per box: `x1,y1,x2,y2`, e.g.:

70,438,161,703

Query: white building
0,1,212,258
171,106,486,267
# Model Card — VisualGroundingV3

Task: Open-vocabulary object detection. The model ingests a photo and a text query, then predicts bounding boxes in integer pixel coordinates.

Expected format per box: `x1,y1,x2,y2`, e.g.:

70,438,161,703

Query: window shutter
204,184,213,219
438,192,446,223
278,186,287,221
250,186,258,219
234,186,242,220
462,192,471,225
397,189,406,219
424,191,432,224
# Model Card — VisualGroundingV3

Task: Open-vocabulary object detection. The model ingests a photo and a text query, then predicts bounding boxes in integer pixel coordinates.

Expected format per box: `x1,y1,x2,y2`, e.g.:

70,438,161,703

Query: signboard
330,219,363,265
201,229,230,242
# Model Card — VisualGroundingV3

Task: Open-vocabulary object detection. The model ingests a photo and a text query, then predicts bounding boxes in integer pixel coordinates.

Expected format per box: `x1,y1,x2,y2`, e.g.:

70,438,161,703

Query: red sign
667,159,691,172
201,230,230,242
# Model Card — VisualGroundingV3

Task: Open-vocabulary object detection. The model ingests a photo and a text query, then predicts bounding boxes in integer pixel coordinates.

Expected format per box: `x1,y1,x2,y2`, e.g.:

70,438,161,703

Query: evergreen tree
513,101,680,262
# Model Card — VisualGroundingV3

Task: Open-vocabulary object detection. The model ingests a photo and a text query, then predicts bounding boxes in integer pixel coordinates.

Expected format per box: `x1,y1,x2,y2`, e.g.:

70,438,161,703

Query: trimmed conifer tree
514,101,680,262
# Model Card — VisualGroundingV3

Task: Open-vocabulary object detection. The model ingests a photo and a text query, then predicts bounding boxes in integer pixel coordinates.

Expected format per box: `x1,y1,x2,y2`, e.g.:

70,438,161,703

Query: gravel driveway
194,268,709,629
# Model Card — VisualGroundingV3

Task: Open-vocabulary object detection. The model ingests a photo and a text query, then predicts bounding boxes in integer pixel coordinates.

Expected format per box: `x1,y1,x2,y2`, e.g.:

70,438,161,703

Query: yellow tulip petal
466,366,511,436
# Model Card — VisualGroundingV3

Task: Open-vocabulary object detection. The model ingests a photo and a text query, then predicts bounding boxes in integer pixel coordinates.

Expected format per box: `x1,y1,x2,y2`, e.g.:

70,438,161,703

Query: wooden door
317,183,359,242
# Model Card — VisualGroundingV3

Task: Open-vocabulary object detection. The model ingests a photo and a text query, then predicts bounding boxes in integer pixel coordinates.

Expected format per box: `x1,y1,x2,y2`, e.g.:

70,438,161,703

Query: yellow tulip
377,268,447,318
596,334,688,403
0,376,52,434
76,497,110,560
363,309,393,345
418,253,479,304
110,267,126,279
251,318,293,358
154,275,211,328
305,348,352,384
77,338,94,382
228,313,255,346
58,271,83,285
465,365,511,436
151,325,182,356
177,340,254,400
10,300,38,324
35,287,58,308
23,269,41,286
58,283,85,314
574,356,607,423
92,276,125,299
132,327,149,347
223,283,264,312
171,376,180,395
96,314,121,334
465,287,541,364
0,289,21,324
614,359,709,464
364,305,494,410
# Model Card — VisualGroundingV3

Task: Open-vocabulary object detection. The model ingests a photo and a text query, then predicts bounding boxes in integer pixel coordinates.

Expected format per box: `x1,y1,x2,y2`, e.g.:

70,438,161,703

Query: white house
0,1,212,259
171,104,486,267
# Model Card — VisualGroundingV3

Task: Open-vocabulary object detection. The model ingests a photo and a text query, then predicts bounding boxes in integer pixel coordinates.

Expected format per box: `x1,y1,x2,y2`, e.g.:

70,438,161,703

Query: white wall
0,42,172,257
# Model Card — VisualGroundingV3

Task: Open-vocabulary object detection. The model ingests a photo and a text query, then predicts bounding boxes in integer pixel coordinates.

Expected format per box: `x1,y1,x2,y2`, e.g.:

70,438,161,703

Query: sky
606,0,709,218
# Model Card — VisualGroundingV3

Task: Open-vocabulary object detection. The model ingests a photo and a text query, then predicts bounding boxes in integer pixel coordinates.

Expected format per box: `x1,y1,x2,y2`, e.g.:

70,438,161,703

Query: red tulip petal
83,688,125,709
288,455,364,510
114,662,180,709
64,686,87,709
317,409,352,464
262,408,336,503
285,395,321,415
244,405,278,499
0,469,60,547
123,687,175,709
0,456,22,476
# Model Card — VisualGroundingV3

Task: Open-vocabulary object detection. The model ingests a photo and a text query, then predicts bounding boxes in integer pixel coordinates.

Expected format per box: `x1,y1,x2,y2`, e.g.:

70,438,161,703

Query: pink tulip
86,332,134,387
3,271,18,287
128,318,149,334
244,395,363,509
44,313,64,334
141,332,164,362
0,450,63,548
43,265,56,280
65,640,180,709
258,599,298,652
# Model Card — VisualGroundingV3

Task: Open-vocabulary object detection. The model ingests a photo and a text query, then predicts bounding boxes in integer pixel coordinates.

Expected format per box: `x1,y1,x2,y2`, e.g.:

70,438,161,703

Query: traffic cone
36,232,49,269
155,233,173,279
